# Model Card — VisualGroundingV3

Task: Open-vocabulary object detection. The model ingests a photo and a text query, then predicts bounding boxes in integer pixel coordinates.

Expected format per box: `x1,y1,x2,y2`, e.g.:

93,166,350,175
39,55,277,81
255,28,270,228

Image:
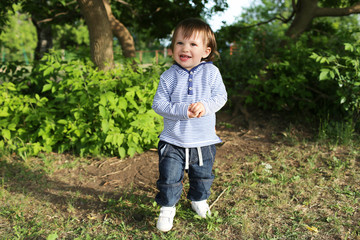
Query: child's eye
176,42,183,45
191,43,197,47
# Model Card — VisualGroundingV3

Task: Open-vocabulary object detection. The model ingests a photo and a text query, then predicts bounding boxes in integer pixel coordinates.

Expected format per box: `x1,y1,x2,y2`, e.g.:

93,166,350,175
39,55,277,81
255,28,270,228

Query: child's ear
203,47,211,59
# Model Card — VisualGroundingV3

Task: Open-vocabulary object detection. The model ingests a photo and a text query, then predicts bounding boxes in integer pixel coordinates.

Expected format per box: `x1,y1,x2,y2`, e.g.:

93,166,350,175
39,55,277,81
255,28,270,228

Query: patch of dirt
50,111,294,194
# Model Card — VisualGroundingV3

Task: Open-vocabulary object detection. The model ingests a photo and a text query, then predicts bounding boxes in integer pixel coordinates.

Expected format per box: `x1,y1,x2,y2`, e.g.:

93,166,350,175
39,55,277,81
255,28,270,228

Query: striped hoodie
152,62,227,148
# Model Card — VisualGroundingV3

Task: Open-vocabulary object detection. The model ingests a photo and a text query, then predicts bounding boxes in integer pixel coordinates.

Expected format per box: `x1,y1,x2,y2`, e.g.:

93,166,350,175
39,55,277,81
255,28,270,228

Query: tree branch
114,0,131,7
36,1,78,24
292,0,297,11
37,12,69,24
280,8,296,23
239,3,296,30
315,2,360,17
239,11,294,30
239,17,279,29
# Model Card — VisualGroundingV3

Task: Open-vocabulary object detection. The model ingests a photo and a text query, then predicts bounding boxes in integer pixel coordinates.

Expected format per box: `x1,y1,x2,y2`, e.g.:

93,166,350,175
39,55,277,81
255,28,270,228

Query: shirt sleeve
200,68,227,116
152,76,189,120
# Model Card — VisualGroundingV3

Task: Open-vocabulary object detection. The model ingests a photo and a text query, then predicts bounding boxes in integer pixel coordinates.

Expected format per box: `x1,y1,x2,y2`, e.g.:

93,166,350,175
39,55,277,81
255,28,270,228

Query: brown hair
170,18,218,62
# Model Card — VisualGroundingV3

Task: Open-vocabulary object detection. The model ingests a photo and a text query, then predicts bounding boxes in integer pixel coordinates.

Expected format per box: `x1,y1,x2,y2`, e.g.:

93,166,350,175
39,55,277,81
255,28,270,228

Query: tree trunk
77,0,114,71
285,0,318,39
32,18,53,61
103,0,136,58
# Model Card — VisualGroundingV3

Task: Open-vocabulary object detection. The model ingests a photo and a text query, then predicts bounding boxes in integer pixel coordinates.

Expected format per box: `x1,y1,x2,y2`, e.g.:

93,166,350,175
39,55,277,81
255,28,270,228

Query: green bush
311,43,360,125
216,23,283,108
0,54,165,158
246,39,324,112
244,39,360,133
216,16,360,133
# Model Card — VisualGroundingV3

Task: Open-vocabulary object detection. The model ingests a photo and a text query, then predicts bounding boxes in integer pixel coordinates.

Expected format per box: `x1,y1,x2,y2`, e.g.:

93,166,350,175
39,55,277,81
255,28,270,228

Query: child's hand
188,102,206,118
187,108,197,118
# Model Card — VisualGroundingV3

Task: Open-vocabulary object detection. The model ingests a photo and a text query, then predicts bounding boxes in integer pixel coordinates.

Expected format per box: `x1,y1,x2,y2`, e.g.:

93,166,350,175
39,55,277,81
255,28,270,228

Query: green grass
0,132,359,239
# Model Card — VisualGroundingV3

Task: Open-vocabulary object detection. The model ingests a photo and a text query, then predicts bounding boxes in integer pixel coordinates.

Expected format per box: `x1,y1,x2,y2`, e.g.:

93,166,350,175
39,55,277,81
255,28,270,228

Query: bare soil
49,111,297,198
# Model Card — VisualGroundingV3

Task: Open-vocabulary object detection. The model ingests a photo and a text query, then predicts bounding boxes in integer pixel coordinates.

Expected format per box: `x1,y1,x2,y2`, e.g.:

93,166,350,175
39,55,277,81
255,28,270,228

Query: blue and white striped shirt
152,62,227,148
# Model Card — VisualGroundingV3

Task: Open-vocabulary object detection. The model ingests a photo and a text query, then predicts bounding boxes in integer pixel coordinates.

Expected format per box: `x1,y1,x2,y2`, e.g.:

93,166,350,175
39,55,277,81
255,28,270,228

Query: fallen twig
109,159,125,166
101,170,123,178
98,157,118,168
101,165,131,177
210,187,229,209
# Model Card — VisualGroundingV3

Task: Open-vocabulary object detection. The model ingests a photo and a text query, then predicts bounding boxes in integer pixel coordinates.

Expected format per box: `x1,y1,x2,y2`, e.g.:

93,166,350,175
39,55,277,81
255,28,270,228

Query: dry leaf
305,224,319,233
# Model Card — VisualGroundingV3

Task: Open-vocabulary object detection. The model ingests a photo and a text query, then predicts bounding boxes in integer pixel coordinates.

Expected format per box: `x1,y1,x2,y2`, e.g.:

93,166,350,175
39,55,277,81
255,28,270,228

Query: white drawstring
185,148,189,170
197,147,203,167
184,147,203,170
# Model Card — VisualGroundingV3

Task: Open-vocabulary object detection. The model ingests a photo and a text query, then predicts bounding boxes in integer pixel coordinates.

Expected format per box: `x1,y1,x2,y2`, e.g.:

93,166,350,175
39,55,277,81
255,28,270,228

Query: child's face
173,29,211,71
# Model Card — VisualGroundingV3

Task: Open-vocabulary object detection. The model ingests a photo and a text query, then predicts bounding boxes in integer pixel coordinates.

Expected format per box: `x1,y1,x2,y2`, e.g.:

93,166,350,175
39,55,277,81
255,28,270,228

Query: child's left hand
188,102,206,118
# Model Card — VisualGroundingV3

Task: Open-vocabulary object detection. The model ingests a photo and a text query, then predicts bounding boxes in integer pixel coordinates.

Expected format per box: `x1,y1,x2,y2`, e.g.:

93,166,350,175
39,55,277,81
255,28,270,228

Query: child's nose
182,45,190,52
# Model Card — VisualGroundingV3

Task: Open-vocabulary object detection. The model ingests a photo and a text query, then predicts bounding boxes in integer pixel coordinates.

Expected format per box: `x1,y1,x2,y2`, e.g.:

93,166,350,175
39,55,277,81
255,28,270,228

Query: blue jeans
155,141,216,207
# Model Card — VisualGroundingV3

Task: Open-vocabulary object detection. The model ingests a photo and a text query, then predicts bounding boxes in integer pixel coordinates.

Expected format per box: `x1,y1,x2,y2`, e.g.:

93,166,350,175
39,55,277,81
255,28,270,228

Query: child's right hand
188,102,205,118
188,108,197,118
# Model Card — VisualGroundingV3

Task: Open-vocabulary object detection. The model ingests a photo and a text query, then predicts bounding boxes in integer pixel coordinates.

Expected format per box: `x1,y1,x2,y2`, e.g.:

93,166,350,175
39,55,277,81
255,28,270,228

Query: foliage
0,0,18,33
240,0,360,25
311,43,360,126
20,0,80,26
216,21,285,102
256,15,360,119
320,0,359,8
112,0,228,48
246,39,319,111
0,3,88,64
0,4,36,63
0,0,229,67
0,52,165,158
53,20,89,50
216,13,360,132
1,0,228,56
240,0,291,24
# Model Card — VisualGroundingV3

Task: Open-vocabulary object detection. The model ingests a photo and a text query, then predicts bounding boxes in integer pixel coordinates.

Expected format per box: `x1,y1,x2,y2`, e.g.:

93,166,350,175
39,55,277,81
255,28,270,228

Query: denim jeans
155,141,216,207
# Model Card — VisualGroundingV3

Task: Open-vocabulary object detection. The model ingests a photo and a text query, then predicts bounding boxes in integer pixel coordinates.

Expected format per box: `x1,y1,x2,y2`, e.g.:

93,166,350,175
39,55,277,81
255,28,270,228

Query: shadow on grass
0,156,156,232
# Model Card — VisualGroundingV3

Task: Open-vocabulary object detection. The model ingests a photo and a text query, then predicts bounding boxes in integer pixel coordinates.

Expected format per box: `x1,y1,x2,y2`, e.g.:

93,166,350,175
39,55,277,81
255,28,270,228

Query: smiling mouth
180,55,191,61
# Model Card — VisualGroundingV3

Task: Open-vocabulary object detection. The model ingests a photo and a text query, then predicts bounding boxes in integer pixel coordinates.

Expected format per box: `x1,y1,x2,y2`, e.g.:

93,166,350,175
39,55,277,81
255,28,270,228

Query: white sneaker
156,206,176,232
191,200,211,218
